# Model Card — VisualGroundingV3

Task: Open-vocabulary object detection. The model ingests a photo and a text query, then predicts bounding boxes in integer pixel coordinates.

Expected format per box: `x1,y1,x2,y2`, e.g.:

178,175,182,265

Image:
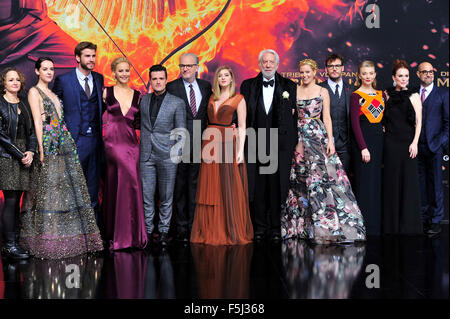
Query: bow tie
263,79,274,87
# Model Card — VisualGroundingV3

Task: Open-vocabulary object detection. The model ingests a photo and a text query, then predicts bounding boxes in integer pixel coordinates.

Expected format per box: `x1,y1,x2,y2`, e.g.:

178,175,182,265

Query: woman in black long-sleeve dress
350,60,386,236
383,60,422,234
0,67,36,259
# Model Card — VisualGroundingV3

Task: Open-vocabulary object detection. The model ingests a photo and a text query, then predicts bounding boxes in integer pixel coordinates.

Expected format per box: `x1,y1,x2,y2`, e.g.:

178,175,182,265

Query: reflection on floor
0,225,448,299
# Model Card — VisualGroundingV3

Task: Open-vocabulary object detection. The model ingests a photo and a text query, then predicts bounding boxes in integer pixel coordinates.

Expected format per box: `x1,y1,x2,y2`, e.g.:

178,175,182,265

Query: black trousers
173,162,201,234
252,164,281,237
335,136,351,174
336,147,351,174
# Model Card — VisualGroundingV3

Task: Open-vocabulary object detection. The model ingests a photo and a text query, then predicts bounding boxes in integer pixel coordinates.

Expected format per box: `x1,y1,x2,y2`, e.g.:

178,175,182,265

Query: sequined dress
21,87,103,259
280,93,366,243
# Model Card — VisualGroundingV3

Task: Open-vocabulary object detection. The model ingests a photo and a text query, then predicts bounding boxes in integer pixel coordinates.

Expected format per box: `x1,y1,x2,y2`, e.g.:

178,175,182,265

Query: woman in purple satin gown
102,57,147,250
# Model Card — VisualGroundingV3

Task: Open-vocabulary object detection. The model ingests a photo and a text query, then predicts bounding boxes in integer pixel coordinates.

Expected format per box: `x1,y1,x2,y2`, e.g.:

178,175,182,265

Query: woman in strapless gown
190,66,253,245
21,57,103,259
281,59,365,244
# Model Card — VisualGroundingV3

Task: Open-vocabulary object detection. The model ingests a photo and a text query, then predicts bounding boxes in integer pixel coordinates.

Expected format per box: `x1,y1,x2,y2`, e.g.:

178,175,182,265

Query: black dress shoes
270,234,281,243
427,223,442,236
254,234,264,242
176,232,189,243
160,232,169,247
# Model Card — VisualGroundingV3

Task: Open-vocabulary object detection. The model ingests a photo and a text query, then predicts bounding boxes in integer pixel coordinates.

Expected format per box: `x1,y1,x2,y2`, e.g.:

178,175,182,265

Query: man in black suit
166,53,212,243
319,53,353,173
416,62,449,236
240,49,297,242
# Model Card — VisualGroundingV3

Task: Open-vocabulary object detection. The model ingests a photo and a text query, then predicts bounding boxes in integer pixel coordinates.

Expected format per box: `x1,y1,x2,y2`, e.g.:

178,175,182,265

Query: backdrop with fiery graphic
0,0,448,91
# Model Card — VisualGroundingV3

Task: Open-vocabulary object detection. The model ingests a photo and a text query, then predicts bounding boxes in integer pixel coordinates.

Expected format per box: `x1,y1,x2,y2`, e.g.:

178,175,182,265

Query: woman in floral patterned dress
280,59,365,244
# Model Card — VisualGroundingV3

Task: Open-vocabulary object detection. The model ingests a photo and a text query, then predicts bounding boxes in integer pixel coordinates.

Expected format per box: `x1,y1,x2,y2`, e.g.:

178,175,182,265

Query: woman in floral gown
281,59,365,244
21,57,103,259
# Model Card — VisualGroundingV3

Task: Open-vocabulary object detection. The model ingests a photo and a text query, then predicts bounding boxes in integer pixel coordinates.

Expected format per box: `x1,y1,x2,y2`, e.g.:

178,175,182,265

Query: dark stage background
0,1,448,215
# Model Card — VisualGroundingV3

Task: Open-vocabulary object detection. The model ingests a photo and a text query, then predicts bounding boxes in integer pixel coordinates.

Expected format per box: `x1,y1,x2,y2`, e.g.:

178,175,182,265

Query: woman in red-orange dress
190,66,253,245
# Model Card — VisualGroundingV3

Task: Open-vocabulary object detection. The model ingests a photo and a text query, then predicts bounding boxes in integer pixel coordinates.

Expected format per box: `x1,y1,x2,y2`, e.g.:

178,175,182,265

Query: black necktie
263,79,274,87
334,84,340,98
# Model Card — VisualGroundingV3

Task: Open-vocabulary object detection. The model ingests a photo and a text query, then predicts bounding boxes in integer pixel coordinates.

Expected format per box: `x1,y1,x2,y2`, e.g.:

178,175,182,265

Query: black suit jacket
166,78,212,157
319,80,355,147
240,72,298,204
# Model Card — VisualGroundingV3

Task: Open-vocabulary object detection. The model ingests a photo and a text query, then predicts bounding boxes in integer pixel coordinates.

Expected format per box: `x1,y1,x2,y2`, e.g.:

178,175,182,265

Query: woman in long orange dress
190,66,253,245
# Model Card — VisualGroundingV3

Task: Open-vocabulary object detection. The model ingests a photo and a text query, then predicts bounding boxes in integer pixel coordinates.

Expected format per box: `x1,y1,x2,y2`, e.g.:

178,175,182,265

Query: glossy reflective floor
0,225,447,299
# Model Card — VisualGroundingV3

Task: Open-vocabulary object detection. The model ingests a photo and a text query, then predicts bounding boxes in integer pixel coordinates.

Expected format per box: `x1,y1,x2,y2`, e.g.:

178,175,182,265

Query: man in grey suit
140,64,187,247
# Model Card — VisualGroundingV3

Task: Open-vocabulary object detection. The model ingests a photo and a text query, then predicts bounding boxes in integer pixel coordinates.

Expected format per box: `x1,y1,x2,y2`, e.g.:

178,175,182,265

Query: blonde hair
111,57,130,72
355,60,377,89
299,58,318,72
213,66,236,101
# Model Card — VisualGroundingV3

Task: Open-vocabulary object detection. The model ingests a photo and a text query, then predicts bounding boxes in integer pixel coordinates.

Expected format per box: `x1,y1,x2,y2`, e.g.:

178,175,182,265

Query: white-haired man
240,49,297,242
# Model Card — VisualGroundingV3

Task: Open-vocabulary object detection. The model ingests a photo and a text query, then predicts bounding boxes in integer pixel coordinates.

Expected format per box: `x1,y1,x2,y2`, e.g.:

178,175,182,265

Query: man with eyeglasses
416,62,449,236
166,53,212,243
319,53,354,173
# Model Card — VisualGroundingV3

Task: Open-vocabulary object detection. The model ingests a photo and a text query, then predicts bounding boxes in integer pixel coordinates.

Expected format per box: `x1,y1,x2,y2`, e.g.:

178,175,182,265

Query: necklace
3,94,19,104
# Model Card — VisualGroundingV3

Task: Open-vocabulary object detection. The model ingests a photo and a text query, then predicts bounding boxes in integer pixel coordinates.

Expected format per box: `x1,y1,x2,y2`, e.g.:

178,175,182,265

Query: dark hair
325,53,344,66
74,41,97,57
35,57,54,71
392,59,409,76
149,64,167,79
0,67,26,95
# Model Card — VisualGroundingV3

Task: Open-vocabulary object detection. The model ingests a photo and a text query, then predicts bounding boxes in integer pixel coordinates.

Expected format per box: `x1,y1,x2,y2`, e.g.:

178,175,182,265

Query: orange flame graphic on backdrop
45,0,364,91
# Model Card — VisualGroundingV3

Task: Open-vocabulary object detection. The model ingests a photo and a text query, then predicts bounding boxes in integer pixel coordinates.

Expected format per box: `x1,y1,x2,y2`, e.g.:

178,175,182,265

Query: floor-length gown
383,88,422,234
190,94,253,245
102,86,147,250
350,90,385,236
21,87,103,259
281,90,366,243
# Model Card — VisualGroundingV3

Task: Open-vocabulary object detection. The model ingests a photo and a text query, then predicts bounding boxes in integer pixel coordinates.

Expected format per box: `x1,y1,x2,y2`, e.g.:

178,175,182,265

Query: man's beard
328,74,342,82
261,69,276,79
80,62,94,71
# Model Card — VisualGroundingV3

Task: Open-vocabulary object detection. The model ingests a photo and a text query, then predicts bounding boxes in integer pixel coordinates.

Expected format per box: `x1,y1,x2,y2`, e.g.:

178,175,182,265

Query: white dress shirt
262,76,275,114
75,67,93,94
420,82,434,102
183,79,202,112
327,78,343,98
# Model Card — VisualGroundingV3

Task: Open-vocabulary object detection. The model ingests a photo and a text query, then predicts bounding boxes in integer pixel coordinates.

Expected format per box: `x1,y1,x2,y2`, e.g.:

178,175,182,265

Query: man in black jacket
166,53,212,242
240,49,297,242
319,53,353,173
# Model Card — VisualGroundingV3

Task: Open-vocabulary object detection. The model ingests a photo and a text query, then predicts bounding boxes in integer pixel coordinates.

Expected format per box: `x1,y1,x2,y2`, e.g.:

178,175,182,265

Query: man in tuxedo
140,64,186,247
319,53,353,173
166,53,212,242
240,49,297,242
416,62,449,236
53,41,104,219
